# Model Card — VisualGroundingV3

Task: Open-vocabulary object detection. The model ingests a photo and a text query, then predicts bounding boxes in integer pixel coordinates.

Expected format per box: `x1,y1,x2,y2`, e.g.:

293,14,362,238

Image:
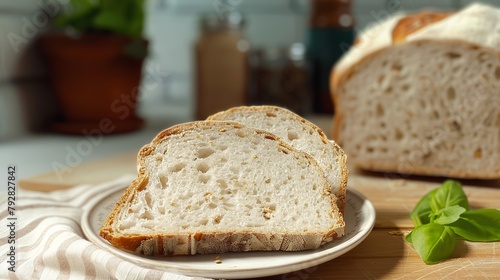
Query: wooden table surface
19,117,500,279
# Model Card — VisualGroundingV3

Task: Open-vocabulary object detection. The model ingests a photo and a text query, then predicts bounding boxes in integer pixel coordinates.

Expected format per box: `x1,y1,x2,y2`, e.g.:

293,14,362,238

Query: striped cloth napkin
0,175,208,280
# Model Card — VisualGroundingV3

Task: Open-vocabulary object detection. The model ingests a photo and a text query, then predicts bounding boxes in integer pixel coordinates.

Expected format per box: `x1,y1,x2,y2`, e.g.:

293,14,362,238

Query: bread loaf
99,121,345,256
208,105,348,213
331,3,500,179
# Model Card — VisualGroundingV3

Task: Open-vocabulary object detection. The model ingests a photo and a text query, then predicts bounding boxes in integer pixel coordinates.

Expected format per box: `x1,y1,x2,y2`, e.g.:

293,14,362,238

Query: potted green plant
37,0,148,134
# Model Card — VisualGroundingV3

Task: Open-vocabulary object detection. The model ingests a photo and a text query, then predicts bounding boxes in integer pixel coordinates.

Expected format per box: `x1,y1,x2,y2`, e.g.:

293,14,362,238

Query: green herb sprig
406,180,500,264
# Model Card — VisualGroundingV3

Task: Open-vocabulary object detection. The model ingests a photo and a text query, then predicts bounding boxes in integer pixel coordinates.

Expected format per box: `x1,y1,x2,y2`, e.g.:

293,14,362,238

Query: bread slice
99,121,344,256
331,3,500,179
208,106,348,213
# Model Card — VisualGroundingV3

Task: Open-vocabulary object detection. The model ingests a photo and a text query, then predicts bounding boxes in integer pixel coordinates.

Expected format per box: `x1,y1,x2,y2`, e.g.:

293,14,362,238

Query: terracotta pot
37,33,147,134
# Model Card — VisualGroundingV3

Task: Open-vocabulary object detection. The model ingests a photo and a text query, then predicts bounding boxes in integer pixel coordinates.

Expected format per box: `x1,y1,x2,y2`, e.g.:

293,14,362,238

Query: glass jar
251,43,311,116
195,11,249,120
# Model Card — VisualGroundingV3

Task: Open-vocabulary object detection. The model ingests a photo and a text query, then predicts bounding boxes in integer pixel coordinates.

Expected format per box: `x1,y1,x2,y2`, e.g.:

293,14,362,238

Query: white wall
0,0,59,140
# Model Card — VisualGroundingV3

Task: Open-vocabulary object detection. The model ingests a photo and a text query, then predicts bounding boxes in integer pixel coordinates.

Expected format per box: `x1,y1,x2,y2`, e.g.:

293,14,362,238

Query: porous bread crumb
99,121,346,256
332,4,500,179
214,256,222,264
389,230,410,236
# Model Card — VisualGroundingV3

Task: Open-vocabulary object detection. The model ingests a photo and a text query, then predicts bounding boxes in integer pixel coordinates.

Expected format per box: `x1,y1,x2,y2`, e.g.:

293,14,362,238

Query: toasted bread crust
392,11,452,44
99,121,344,256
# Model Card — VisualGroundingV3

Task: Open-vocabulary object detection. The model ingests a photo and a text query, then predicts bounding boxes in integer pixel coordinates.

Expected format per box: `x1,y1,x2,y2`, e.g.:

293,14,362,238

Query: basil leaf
410,188,438,226
432,205,466,225
430,180,469,213
411,224,456,264
448,209,500,242
406,230,413,243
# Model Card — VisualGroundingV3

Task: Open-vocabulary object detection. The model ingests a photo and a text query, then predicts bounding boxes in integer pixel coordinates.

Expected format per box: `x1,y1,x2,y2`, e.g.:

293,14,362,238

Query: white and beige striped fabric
0,175,208,280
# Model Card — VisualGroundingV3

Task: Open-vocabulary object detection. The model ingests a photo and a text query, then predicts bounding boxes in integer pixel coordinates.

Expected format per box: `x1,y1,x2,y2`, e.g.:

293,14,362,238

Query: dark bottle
307,0,355,114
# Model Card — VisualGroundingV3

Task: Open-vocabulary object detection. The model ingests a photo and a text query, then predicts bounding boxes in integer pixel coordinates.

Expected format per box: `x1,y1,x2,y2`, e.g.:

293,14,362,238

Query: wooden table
20,117,500,279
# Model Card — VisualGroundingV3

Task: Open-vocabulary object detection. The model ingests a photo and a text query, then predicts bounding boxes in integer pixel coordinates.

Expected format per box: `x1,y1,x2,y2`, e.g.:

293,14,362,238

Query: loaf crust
391,11,452,44
99,121,344,255
330,4,500,179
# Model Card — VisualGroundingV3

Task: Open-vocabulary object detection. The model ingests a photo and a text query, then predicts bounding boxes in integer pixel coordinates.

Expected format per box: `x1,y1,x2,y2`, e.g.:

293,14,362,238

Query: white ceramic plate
82,185,375,279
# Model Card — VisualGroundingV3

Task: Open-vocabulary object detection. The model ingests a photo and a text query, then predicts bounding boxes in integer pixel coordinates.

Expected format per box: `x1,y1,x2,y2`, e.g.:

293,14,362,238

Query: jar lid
200,11,245,31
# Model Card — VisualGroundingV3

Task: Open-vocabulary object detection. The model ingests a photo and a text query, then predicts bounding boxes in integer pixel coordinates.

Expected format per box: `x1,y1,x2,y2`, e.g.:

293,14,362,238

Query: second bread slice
208,106,349,213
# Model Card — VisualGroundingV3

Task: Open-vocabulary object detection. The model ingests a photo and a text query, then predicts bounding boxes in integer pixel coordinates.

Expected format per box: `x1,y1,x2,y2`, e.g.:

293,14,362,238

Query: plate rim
81,184,376,279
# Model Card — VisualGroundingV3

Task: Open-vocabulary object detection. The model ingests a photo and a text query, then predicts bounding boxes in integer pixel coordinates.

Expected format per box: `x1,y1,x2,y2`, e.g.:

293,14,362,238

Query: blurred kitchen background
0,0,497,178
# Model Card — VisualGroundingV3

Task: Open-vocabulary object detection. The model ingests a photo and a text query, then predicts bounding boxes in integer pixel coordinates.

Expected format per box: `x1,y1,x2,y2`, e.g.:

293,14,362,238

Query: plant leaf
430,180,469,213
405,230,413,243
93,9,128,33
411,223,456,264
432,205,466,225
448,209,500,242
54,0,145,39
410,188,438,226
54,0,96,30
